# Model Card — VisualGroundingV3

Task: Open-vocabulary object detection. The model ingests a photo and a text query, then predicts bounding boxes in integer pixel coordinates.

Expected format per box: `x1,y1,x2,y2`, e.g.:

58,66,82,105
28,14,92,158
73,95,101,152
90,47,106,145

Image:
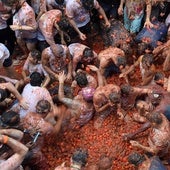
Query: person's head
146,112,163,127
1,0,19,8
98,155,112,170
50,44,64,58
120,84,132,96
148,91,162,106
81,0,94,11
128,152,145,166
82,87,95,102
154,72,165,86
82,48,94,64
137,42,152,56
30,72,43,86
0,88,7,102
116,56,127,70
71,148,88,168
28,49,41,65
36,100,51,118
0,110,20,128
75,72,88,88
109,92,120,104
142,54,153,68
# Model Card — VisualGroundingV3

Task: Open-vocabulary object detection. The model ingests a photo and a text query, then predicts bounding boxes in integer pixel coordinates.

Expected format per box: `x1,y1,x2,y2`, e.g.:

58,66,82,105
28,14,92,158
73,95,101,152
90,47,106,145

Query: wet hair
81,0,94,11
109,92,120,104
0,110,20,128
83,48,94,59
137,42,152,56
142,54,153,66
0,78,7,83
120,84,132,96
98,155,112,170
30,72,43,86
55,0,64,5
36,100,51,114
50,44,64,57
75,72,88,88
72,148,88,167
30,49,41,61
1,0,18,7
117,56,126,68
128,152,145,166
146,112,163,125
0,88,7,102
154,72,165,81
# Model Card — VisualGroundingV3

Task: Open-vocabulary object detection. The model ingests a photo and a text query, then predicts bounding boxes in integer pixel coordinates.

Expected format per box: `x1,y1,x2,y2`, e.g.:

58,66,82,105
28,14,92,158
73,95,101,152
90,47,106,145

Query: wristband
2,135,9,144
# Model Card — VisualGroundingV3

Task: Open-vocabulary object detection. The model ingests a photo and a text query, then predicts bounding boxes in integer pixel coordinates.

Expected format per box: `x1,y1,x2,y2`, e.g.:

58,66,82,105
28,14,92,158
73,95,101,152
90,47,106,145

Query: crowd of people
0,0,170,169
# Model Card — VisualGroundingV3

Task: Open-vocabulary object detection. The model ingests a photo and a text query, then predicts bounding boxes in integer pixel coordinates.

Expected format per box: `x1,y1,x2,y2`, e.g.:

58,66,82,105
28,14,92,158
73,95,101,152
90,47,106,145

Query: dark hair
75,72,88,88
142,54,153,66
1,0,18,7
83,48,94,58
154,72,164,81
120,84,132,96
109,92,120,104
0,88,7,102
117,56,126,68
30,72,42,86
0,110,20,127
147,112,163,125
137,43,152,56
36,100,51,114
81,0,94,11
128,152,145,166
0,78,7,83
30,49,41,61
72,148,88,167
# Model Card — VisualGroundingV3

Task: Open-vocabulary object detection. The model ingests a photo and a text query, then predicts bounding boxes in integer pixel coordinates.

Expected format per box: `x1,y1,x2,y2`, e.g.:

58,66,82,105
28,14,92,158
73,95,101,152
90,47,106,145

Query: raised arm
144,0,153,28
0,82,29,109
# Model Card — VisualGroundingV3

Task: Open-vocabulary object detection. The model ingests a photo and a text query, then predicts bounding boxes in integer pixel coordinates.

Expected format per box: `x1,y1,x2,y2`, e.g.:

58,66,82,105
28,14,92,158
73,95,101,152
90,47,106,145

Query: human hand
119,72,126,78
58,71,67,83
130,140,140,147
118,7,123,15
10,25,21,31
105,20,111,28
19,98,29,110
144,21,154,29
87,65,99,72
66,73,72,82
122,133,134,141
79,32,86,40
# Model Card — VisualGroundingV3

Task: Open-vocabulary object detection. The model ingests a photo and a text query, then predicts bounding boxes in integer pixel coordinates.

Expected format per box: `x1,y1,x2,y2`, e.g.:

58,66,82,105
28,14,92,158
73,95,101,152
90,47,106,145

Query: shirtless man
130,112,170,157
98,47,127,84
21,99,64,169
68,43,98,77
152,72,170,92
38,9,65,50
128,153,167,170
120,84,152,123
153,40,170,72
42,44,72,81
58,72,95,127
93,83,124,128
120,53,156,86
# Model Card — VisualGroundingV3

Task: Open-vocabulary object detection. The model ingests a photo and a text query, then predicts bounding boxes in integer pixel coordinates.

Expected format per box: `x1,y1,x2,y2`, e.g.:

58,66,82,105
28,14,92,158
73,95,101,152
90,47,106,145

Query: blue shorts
124,7,144,33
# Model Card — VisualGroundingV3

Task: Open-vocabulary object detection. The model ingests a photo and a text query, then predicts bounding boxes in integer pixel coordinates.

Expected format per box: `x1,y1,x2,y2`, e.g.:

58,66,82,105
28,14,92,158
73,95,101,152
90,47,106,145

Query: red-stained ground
5,35,170,170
